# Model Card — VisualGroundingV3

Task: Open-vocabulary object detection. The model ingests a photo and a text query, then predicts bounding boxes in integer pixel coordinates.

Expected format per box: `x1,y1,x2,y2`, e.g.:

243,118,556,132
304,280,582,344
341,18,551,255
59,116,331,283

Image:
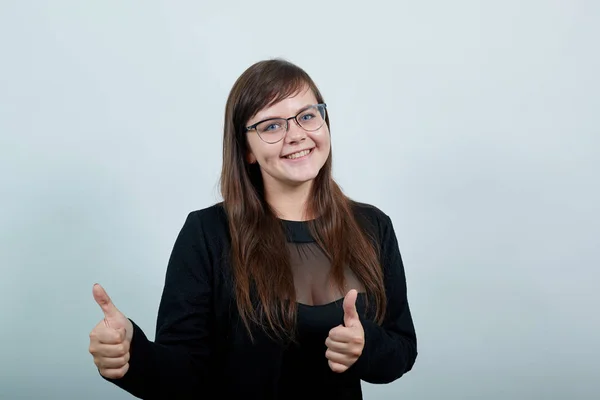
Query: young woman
88,59,417,399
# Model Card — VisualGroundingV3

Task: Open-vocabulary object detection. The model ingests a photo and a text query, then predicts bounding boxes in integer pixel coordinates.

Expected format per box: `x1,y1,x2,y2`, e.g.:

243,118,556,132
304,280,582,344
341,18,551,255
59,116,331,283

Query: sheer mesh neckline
281,219,315,243
279,219,365,306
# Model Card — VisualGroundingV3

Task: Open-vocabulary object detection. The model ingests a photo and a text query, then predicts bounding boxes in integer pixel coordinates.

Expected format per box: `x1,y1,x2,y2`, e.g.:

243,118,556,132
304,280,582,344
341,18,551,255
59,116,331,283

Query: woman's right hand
89,283,134,379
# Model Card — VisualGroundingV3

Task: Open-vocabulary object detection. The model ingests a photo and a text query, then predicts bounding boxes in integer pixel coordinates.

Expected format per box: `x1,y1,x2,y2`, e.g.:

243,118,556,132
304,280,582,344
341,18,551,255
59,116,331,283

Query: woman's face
245,86,330,191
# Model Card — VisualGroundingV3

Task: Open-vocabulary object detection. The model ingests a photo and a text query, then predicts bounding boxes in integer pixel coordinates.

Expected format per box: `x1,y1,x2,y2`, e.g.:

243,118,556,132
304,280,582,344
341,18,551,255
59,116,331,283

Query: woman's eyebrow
255,104,314,122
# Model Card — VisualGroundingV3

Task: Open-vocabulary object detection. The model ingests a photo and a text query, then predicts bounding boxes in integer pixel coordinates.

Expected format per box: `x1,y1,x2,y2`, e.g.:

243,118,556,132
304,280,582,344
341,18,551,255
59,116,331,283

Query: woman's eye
264,123,280,131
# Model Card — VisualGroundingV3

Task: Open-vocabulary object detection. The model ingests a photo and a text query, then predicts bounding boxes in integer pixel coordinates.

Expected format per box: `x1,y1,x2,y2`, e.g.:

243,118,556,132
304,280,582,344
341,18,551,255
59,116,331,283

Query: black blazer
103,202,417,399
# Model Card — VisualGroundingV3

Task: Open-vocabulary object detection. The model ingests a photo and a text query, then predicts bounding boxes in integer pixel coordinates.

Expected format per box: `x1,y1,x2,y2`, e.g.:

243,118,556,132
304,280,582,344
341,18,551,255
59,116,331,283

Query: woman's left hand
325,289,365,373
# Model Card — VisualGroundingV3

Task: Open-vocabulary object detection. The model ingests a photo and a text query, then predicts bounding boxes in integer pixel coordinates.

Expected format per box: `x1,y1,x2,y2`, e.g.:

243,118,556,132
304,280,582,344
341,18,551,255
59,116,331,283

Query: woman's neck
264,179,314,221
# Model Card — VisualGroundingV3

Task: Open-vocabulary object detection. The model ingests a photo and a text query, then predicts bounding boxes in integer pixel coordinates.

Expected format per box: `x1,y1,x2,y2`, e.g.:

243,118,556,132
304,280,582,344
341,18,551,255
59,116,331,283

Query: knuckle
95,358,106,369
118,363,130,377
102,369,118,379
332,364,345,373
116,344,126,356
100,365,126,380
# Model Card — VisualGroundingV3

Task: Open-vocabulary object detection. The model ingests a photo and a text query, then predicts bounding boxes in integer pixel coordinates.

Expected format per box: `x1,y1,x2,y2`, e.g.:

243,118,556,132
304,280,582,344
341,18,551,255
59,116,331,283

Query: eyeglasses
246,103,327,144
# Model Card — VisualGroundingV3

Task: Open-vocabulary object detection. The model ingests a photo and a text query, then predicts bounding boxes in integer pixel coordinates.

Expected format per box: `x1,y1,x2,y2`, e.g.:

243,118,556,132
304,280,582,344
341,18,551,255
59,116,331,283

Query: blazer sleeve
351,212,418,383
102,211,215,399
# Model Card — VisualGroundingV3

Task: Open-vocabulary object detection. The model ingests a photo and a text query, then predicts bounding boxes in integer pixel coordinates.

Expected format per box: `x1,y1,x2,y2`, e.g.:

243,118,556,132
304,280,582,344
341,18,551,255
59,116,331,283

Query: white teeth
285,149,311,159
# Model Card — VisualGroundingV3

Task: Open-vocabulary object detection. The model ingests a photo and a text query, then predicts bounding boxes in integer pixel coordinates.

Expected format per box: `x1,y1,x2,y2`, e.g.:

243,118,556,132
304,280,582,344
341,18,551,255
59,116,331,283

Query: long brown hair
219,59,385,341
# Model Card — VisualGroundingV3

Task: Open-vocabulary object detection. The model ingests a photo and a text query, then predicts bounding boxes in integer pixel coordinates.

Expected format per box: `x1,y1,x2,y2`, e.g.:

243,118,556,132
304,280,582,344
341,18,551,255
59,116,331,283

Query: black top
103,202,417,399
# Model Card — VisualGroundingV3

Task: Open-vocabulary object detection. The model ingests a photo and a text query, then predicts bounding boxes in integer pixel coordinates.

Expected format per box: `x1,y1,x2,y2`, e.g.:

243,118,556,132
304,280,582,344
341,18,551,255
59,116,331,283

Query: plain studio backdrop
1,1,598,399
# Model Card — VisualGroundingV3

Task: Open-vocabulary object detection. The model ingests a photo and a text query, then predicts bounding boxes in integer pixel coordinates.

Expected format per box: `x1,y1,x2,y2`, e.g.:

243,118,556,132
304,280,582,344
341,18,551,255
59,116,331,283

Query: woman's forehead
252,87,317,121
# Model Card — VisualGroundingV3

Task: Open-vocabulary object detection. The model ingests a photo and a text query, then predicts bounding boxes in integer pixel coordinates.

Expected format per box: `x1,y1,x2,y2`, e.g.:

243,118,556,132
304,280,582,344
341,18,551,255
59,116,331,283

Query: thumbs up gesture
325,289,365,373
88,284,134,379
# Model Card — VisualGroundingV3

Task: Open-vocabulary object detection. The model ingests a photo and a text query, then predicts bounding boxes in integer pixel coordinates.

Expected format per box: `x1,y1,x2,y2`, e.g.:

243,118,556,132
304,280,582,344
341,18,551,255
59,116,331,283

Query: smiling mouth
282,148,313,160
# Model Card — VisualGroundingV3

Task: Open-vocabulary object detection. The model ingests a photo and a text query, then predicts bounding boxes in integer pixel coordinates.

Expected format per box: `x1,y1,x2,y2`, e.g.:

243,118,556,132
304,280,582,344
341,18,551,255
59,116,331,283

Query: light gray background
1,1,598,399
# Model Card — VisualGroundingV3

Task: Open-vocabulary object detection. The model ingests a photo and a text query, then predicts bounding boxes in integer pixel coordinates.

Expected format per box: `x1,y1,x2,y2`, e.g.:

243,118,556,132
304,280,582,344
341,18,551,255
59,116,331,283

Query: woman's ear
246,151,257,164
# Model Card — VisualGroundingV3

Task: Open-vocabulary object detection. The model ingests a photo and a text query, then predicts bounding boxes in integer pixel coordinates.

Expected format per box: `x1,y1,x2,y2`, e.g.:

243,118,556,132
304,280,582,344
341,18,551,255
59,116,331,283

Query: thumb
343,289,360,327
93,283,121,320
115,327,127,340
